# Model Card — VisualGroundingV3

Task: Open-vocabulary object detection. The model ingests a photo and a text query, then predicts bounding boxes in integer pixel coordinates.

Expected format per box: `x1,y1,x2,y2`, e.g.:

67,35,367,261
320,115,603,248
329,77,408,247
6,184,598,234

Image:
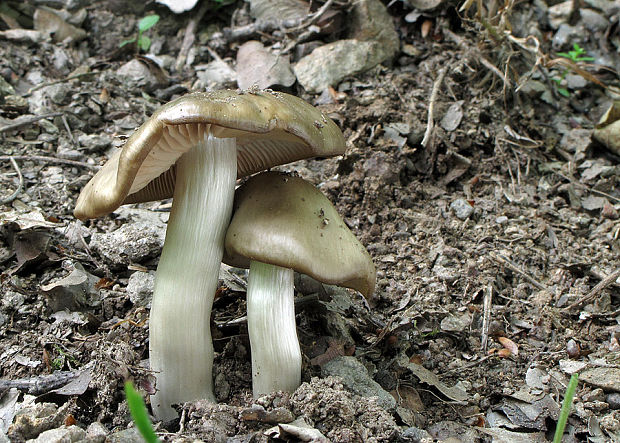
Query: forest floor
0,0,619,441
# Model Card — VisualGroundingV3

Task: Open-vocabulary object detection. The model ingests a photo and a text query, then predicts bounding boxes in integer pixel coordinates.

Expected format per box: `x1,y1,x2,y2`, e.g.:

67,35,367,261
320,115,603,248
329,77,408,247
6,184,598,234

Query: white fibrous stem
247,261,301,397
149,135,237,421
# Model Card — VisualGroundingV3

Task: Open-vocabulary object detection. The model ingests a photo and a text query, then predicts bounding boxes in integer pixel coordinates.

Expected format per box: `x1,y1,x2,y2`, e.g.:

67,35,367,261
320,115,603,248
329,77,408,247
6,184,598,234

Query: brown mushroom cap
74,90,346,220
223,172,376,298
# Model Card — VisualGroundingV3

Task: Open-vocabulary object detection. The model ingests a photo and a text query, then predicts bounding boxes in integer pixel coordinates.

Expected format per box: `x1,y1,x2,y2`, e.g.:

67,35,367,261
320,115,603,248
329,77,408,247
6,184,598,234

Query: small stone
548,1,572,29
89,210,167,266
401,426,433,441
566,74,587,90
552,24,581,50
106,427,143,443
583,388,606,402
496,216,508,224
322,356,396,410
77,134,112,153
440,312,472,332
606,392,620,409
601,202,619,220
126,271,155,307
85,422,108,442
27,425,86,443
580,8,609,32
566,339,580,358
116,59,167,93
194,60,236,89
450,199,474,220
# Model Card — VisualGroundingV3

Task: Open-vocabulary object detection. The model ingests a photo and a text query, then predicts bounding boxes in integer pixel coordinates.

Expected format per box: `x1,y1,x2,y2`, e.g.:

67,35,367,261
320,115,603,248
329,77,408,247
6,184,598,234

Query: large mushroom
223,171,375,397
74,90,345,420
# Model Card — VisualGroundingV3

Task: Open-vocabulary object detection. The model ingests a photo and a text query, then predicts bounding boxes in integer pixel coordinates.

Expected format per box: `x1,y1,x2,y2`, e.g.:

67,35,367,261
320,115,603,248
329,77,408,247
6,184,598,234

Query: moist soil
0,1,619,442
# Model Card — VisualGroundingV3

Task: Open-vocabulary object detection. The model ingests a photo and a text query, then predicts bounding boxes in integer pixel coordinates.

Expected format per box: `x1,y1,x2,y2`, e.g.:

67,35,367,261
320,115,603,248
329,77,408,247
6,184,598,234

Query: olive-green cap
74,90,345,220
223,172,376,298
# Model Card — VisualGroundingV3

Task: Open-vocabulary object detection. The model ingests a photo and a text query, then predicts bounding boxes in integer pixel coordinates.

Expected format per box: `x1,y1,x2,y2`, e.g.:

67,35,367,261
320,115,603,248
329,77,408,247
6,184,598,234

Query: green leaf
557,52,570,59
558,88,570,97
553,373,579,443
138,36,151,52
119,38,136,48
124,382,160,443
138,15,160,32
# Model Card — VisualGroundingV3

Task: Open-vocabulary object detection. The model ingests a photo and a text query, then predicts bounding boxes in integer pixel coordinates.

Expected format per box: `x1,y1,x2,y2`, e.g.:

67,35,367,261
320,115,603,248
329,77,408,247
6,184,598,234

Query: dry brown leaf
498,336,519,356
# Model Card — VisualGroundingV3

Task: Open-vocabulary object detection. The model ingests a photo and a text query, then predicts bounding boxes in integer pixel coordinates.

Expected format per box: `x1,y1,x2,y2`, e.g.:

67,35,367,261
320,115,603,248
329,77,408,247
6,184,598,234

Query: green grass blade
124,381,161,443
553,373,579,443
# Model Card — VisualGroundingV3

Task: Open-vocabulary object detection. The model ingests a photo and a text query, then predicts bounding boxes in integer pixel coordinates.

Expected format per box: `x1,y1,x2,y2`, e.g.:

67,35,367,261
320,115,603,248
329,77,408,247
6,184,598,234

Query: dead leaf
593,101,620,156
398,355,469,402
236,41,296,90
265,417,328,442
498,337,519,356
33,8,86,43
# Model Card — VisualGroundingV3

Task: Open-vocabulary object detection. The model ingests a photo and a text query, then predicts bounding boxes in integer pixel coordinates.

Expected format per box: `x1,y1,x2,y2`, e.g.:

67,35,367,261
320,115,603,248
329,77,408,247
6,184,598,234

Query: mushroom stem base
247,261,301,397
149,135,237,420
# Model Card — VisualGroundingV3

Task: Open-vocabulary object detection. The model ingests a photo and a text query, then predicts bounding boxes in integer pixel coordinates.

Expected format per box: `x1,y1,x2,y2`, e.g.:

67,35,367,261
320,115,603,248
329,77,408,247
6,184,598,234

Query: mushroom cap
74,90,346,220
223,172,376,298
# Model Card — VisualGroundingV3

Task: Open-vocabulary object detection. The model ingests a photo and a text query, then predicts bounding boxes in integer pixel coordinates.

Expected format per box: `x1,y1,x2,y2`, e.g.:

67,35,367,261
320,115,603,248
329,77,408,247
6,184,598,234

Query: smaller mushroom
224,172,375,397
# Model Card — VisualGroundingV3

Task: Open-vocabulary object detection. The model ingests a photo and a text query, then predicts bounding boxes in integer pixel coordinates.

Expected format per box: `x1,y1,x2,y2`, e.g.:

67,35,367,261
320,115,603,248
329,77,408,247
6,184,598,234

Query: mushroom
74,90,345,420
223,171,375,397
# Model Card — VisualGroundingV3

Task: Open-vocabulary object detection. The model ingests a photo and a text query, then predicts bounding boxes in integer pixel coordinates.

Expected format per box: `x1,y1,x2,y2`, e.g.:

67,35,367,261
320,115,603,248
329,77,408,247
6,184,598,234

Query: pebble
607,392,620,409
566,74,588,90
580,8,609,32
126,271,155,307
89,210,167,266
322,356,396,411
26,425,86,443
496,215,508,224
450,198,474,220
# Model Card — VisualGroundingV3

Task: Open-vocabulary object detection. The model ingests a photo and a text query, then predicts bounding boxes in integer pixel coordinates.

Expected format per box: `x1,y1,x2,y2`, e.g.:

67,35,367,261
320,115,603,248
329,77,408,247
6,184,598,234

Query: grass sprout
124,381,161,443
120,15,160,52
553,373,579,443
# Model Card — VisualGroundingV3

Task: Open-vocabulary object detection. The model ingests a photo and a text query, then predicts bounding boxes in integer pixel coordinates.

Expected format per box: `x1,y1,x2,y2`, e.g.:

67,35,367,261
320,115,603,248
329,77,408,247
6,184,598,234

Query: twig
444,28,511,89
24,72,95,97
287,0,334,32
421,68,446,148
0,112,63,133
481,285,492,353
0,371,80,395
214,1,334,43
563,268,620,311
175,1,210,72
61,114,75,145
489,252,548,290
0,157,24,204
553,170,620,204
0,155,100,170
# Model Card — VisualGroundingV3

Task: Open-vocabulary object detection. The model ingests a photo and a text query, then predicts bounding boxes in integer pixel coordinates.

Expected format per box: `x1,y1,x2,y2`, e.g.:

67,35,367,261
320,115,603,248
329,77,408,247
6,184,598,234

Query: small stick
563,268,620,311
175,1,210,72
61,114,75,145
0,157,24,204
444,28,510,88
481,285,492,352
0,112,63,133
0,155,100,170
0,371,80,395
288,0,335,32
489,252,548,291
24,72,94,97
421,67,446,148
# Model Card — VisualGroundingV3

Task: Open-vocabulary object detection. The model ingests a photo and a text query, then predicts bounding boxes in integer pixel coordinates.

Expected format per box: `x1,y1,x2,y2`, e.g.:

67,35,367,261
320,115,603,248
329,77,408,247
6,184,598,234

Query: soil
1,0,619,442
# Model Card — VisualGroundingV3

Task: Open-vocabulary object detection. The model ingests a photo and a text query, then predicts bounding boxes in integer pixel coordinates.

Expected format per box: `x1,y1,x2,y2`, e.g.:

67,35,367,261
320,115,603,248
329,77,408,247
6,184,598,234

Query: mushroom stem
247,260,301,397
149,134,237,420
